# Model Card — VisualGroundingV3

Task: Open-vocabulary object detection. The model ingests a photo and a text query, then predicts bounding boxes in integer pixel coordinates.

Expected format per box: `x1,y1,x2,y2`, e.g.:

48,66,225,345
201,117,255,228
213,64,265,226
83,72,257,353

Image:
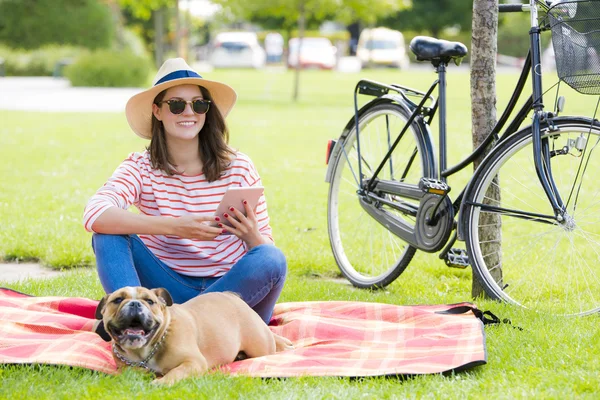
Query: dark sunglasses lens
192,100,210,114
168,100,186,114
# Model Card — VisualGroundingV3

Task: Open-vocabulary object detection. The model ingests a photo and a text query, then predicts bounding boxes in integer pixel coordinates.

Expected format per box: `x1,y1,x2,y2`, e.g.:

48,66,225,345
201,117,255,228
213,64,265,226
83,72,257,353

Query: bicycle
325,0,600,316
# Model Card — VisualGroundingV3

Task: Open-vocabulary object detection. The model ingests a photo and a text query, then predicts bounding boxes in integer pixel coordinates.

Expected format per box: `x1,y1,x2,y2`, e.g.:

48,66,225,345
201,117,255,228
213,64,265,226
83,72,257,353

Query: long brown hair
148,86,235,182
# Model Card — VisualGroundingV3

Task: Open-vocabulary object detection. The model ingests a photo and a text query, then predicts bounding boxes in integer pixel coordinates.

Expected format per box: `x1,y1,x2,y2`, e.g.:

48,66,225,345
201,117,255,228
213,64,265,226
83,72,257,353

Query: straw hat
125,58,237,139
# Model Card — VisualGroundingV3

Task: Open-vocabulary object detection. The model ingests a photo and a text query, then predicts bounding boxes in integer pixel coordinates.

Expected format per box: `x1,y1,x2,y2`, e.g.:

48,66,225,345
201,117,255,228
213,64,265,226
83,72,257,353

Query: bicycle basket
548,0,600,95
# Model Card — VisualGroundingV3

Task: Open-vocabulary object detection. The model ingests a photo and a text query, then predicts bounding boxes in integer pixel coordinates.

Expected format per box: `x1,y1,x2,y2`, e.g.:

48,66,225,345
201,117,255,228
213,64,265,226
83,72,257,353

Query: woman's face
152,84,206,142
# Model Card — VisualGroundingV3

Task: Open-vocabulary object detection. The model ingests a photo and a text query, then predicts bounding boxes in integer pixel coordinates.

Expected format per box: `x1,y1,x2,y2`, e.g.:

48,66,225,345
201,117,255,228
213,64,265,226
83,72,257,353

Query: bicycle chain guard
415,193,454,252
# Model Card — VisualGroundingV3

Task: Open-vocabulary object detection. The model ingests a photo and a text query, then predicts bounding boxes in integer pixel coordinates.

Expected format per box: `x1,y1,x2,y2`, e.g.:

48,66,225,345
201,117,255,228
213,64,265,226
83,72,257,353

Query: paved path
0,263,65,284
0,77,142,112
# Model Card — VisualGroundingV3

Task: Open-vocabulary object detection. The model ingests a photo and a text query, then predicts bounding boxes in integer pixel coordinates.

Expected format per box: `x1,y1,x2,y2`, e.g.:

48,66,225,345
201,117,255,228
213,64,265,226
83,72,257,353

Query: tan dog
95,286,293,384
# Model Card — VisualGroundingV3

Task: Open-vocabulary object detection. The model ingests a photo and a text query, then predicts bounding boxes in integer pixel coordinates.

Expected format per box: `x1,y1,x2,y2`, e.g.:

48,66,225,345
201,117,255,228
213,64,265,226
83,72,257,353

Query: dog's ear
153,288,173,307
95,295,109,320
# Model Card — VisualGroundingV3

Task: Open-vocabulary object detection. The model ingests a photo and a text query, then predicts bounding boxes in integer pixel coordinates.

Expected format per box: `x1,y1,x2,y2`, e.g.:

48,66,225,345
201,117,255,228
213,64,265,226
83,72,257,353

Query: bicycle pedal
419,178,450,196
444,248,469,269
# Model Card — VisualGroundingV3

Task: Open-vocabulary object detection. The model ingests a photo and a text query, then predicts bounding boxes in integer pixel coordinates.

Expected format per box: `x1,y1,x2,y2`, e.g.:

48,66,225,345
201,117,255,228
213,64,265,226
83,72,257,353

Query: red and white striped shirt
83,150,272,277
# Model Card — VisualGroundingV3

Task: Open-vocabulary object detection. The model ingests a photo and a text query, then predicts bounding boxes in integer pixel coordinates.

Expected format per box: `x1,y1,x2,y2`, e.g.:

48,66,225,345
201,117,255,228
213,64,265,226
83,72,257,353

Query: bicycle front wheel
327,102,434,289
464,118,600,315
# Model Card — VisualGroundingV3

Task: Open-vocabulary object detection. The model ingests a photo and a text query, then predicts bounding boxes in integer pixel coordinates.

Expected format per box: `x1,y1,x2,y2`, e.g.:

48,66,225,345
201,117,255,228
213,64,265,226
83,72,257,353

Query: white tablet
212,186,264,227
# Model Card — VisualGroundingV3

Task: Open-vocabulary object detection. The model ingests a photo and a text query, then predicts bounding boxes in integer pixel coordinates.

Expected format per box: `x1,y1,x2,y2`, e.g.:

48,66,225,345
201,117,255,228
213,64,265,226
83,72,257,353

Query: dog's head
95,287,173,350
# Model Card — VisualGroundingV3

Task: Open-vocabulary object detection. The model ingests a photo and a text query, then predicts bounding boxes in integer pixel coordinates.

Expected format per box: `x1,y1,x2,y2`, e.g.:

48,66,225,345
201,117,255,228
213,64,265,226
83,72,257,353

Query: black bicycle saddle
409,36,468,65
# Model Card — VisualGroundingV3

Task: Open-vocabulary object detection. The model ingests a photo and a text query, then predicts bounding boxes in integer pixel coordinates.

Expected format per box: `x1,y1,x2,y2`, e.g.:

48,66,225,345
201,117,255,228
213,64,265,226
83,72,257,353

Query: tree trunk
470,0,502,298
174,0,182,58
107,0,125,50
153,7,166,68
292,2,305,102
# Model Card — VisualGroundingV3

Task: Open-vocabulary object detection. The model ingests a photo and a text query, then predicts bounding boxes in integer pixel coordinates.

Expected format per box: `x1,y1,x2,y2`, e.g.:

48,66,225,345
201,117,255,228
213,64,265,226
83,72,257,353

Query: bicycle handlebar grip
499,4,525,12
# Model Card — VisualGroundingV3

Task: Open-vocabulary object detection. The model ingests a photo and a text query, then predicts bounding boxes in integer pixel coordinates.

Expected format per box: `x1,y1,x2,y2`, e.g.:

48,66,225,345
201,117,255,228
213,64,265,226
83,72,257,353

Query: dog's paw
151,376,176,386
151,376,165,385
274,334,294,352
281,341,295,351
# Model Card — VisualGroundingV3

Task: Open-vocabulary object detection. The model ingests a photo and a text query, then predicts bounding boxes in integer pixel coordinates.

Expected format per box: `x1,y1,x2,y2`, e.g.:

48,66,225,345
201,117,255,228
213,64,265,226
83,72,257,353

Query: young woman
83,58,286,324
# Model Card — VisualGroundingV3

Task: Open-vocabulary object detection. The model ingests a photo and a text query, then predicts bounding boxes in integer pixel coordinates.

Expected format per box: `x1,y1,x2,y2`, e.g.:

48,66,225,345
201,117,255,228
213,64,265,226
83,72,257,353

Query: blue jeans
91,234,287,324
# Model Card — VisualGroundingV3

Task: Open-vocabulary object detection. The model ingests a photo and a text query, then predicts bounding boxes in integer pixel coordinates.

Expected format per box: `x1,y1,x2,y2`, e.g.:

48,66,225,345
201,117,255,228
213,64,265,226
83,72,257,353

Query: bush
0,45,89,76
64,50,151,87
0,0,114,50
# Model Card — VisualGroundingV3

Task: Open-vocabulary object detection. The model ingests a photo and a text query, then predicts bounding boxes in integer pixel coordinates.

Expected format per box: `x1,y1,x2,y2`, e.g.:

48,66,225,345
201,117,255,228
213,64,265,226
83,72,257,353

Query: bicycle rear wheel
327,102,433,288
464,118,600,315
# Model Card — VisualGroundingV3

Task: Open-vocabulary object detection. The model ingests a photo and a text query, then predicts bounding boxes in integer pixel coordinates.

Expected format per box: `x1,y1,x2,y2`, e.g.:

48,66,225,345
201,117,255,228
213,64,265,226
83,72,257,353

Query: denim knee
92,233,129,251
249,244,287,280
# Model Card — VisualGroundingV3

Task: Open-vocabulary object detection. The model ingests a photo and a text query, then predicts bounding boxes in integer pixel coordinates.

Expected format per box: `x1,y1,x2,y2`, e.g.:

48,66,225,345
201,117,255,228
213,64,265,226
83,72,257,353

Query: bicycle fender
325,95,433,183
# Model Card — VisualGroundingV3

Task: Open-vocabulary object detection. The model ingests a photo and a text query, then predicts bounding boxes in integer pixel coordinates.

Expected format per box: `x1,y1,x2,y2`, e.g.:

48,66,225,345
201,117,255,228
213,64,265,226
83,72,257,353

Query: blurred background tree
212,0,409,100
116,0,181,67
381,0,473,38
0,0,154,85
0,0,536,84
0,0,115,49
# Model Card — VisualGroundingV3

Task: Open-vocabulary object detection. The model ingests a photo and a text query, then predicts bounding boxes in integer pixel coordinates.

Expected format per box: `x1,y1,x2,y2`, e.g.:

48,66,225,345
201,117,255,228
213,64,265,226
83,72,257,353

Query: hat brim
125,77,237,139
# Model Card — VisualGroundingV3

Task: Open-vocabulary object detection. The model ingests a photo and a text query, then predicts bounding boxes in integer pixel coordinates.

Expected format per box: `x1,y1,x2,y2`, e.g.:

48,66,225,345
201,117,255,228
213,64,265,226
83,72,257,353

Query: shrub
0,0,114,50
0,45,88,76
64,50,151,87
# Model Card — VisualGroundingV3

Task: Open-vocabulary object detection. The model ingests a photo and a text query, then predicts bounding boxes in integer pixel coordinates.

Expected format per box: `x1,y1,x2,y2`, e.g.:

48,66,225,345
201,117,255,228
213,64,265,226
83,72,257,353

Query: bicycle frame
355,1,565,221
325,0,573,252
325,0,600,312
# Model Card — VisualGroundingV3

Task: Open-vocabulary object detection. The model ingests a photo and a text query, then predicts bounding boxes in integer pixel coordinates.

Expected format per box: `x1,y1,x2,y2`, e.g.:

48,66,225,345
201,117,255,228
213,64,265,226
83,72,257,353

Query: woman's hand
219,200,270,248
173,215,223,241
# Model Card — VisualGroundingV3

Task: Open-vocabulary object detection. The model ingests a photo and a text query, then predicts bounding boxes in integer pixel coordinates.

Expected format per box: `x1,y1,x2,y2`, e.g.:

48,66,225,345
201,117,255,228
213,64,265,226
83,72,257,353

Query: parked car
209,31,266,69
287,37,337,70
356,27,410,69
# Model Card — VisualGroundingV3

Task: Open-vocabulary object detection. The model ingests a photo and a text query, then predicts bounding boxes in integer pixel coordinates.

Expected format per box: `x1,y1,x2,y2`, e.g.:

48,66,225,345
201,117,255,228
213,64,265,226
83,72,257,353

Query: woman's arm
92,207,223,240
91,207,176,235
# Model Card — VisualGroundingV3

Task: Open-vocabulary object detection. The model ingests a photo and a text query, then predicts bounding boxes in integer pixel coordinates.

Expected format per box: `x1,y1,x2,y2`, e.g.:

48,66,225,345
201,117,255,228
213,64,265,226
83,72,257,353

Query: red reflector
326,139,336,165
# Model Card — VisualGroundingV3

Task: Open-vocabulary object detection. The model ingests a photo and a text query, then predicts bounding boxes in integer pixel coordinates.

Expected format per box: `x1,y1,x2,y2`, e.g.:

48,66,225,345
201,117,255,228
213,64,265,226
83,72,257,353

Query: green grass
1,68,600,398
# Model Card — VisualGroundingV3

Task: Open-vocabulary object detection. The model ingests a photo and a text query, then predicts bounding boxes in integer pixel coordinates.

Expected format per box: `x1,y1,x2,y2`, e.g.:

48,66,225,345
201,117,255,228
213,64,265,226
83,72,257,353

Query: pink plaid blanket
0,288,486,377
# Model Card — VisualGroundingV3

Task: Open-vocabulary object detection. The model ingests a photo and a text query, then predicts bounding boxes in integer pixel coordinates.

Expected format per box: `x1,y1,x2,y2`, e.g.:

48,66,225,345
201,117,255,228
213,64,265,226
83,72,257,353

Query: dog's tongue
124,328,145,336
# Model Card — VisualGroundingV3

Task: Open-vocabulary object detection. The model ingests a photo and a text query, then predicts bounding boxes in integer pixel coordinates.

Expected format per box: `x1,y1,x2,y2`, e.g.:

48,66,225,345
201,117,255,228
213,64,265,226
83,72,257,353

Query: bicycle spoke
567,132,600,211
572,230,600,289
567,231,600,312
328,103,426,288
488,172,548,211
500,230,564,302
466,121,600,315
571,186,600,217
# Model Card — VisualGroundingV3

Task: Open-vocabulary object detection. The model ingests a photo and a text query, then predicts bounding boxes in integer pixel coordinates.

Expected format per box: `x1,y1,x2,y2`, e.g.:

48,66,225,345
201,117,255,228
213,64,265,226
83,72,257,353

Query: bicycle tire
327,101,434,289
464,117,600,316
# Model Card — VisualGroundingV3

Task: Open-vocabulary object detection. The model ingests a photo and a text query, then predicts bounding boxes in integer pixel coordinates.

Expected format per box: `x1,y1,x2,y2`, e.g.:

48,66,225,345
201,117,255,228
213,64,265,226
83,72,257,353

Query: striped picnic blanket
0,287,486,377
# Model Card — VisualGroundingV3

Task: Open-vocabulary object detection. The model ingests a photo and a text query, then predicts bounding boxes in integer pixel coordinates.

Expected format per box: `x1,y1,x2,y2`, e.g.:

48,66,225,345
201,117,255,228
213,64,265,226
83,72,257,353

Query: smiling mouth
177,121,196,127
109,321,157,342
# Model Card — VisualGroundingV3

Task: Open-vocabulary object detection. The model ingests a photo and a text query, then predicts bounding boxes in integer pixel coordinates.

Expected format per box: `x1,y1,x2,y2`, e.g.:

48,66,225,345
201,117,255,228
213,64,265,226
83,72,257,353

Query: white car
287,37,337,70
209,32,266,69
357,27,410,69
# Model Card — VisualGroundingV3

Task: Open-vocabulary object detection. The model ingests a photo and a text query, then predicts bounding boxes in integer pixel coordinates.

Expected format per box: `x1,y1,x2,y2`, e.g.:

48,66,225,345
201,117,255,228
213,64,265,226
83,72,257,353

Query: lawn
1,67,599,398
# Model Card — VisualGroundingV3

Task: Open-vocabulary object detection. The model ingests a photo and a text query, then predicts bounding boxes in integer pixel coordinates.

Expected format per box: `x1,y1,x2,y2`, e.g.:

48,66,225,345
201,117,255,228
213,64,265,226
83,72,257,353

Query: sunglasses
157,99,211,115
